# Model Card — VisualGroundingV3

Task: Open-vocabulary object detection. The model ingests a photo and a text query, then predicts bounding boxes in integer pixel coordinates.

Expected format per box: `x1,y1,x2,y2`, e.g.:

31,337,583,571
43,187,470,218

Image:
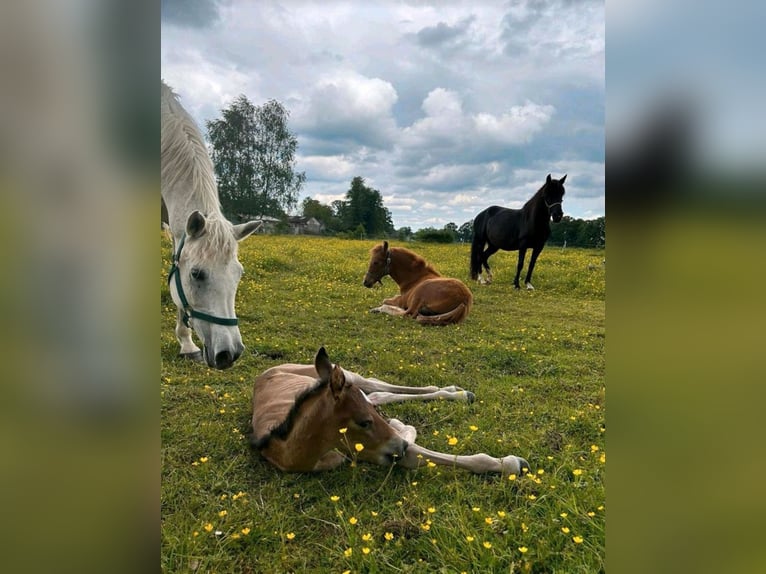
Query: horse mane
392,246,441,277
523,180,548,211
251,378,333,450
161,82,223,218
190,215,238,262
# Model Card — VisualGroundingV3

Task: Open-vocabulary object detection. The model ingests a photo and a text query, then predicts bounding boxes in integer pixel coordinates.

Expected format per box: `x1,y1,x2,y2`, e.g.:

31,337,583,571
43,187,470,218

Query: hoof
516,457,530,474
514,284,521,290
525,283,535,290
369,307,382,314
179,351,204,362
463,391,476,404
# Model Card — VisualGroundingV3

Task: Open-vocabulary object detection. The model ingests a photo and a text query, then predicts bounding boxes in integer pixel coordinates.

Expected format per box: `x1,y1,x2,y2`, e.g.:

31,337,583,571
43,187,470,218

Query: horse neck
525,187,551,223
389,249,439,290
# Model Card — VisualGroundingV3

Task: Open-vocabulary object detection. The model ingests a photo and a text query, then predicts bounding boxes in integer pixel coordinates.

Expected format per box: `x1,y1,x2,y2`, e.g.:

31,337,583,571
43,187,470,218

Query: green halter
167,234,239,328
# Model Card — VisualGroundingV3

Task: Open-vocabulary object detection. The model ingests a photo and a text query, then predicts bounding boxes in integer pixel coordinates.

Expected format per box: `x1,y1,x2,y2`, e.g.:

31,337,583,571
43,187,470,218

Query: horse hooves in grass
179,351,204,362
525,283,535,290
369,306,382,314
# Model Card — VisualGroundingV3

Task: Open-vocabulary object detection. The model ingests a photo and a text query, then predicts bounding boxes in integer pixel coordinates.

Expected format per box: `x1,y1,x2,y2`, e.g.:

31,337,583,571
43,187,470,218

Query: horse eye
357,419,373,429
190,268,206,281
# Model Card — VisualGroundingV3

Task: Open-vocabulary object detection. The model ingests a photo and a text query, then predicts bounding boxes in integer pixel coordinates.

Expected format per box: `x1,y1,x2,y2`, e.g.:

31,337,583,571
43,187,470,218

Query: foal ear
186,210,206,238
329,365,346,401
232,220,261,241
559,174,567,185
382,240,389,253
315,346,332,382
546,174,552,184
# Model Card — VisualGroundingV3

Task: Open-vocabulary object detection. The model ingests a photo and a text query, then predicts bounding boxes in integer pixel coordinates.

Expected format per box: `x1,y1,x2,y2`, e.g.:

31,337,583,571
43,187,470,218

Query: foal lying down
251,347,529,475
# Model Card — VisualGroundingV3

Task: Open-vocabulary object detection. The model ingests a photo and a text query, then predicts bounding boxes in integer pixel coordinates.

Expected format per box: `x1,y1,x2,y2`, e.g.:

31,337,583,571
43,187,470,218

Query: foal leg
369,304,408,316
366,388,475,406
339,368,468,398
398,441,530,476
523,247,543,290
514,247,528,289
175,309,203,360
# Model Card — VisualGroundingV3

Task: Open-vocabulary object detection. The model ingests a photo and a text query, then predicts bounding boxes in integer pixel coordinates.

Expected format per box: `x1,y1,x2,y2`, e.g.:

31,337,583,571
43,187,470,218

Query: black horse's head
543,174,566,223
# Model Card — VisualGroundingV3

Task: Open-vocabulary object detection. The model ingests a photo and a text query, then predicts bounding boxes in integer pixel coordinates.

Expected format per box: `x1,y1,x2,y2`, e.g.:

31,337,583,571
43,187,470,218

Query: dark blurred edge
0,2,157,573
606,15,766,574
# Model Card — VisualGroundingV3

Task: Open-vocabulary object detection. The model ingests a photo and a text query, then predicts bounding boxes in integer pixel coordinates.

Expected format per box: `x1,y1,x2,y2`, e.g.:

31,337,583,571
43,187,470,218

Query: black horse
470,174,566,289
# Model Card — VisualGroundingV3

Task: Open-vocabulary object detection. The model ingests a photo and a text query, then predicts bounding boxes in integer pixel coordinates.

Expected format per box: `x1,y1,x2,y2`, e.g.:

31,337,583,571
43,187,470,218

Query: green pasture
161,234,605,573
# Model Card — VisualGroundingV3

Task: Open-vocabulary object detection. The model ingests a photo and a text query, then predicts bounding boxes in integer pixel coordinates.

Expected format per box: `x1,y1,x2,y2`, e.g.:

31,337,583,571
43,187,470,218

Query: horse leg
523,247,543,290
480,245,499,285
396,441,530,476
366,388,475,406
513,247,528,289
339,369,467,396
175,308,203,360
369,304,407,316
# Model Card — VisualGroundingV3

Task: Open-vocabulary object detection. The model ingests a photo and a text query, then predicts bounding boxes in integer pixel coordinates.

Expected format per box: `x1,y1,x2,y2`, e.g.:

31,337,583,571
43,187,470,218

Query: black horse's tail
470,209,488,280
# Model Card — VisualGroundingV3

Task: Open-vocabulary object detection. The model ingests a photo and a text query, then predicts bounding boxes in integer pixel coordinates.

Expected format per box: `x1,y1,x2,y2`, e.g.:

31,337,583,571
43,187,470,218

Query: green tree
340,177,394,237
207,96,305,220
457,220,473,243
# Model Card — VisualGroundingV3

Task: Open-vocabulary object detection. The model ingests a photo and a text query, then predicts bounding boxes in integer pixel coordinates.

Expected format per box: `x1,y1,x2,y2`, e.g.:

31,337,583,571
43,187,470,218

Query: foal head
543,174,567,223
363,241,391,288
315,348,407,465
169,210,259,369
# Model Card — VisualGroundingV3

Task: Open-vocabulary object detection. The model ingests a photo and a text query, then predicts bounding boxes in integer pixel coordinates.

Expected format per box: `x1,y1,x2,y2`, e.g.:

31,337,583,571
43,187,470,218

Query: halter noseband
167,234,239,328
545,200,562,210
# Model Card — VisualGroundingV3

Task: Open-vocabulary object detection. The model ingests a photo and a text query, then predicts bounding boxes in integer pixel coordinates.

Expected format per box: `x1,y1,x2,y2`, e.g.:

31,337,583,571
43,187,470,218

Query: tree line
204,93,603,247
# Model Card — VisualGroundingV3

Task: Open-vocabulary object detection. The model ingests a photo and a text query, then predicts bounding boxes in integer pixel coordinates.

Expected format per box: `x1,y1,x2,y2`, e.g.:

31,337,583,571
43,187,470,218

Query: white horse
161,81,259,369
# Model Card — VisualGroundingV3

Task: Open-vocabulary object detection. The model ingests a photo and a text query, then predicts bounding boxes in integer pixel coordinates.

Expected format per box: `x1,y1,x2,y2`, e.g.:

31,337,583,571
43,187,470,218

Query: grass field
161,234,605,573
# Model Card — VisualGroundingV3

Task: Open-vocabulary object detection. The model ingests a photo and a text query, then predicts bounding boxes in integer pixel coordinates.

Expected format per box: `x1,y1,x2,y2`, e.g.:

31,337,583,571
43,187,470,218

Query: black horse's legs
514,247,528,289
480,245,499,284
524,247,543,289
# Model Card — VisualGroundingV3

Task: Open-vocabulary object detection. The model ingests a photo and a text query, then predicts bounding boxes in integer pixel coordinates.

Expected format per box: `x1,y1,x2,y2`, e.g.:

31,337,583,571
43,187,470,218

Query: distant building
241,215,281,234
287,216,324,235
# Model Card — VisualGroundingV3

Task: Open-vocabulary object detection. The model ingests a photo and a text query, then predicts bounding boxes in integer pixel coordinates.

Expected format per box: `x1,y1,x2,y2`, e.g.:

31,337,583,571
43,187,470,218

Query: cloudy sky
161,0,604,230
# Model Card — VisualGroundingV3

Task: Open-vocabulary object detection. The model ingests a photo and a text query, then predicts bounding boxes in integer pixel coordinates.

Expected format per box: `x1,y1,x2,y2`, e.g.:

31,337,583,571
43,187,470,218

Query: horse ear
383,240,389,253
233,220,261,241
186,210,206,238
546,174,552,184
315,347,332,382
559,174,567,185
329,365,346,401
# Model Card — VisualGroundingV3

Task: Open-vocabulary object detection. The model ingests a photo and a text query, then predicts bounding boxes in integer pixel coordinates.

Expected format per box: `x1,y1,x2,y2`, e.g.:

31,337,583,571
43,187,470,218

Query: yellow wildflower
230,533,240,540
484,517,493,525
537,469,545,475
599,453,606,464
362,533,372,542
330,495,339,502
561,527,570,534
448,437,458,446
218,510,227,518
427,461,436,468
590,444,599,452
519,546,528,553
349,517,358,525
199,457,209,463
508,474,517,481
573,536,584,544
497,511,506,518
384,532,394,541
343,547,352,557
572,469,583,476
339,427,347,434
469,425,478,431
466,536,475,542
427,507,436,514
528,494,537,500
472,507,480,512
560,512,568,518
362,547,371,555
354,443,365,452
286,532,295,540
241,528,250,535
203,523,213,532
483,541,492,549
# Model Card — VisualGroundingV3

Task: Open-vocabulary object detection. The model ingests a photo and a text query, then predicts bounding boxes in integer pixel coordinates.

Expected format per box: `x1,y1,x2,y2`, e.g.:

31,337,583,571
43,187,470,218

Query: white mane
161,81,222,217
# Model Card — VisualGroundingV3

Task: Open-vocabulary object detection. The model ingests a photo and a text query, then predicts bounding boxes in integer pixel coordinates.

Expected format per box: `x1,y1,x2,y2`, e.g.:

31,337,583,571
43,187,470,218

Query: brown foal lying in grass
251,347,529,475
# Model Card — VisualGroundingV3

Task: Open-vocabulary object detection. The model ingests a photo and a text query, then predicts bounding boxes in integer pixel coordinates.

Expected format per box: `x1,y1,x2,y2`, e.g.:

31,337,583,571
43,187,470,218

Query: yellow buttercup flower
354,443,365,452
561,527,570,534
286,532,295,540
343,547,352,557
362,547,371,555
218,510,227,518
466,536,475,542
508,474,517,481
330,495,340,502
385,532,394,541
484,517,493,525
483,541,492,549
339,428,347,434
573,536,584,544
362,533,372,542
241,528,250,535
572,469,583,476
497,511,506,518
448,437,458,446
469,425,478,431
203,523,213,532
349,517,358,525
519,546,528,553
427,507,436,514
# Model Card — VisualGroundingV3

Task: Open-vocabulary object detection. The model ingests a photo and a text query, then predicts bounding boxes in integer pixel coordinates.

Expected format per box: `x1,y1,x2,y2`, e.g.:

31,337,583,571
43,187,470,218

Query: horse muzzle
363,274,379,288
204,342,244,370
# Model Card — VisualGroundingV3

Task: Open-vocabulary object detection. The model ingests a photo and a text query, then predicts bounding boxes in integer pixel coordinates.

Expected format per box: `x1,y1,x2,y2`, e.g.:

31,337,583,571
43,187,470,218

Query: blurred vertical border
0,1,157,573
607,1,765,573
